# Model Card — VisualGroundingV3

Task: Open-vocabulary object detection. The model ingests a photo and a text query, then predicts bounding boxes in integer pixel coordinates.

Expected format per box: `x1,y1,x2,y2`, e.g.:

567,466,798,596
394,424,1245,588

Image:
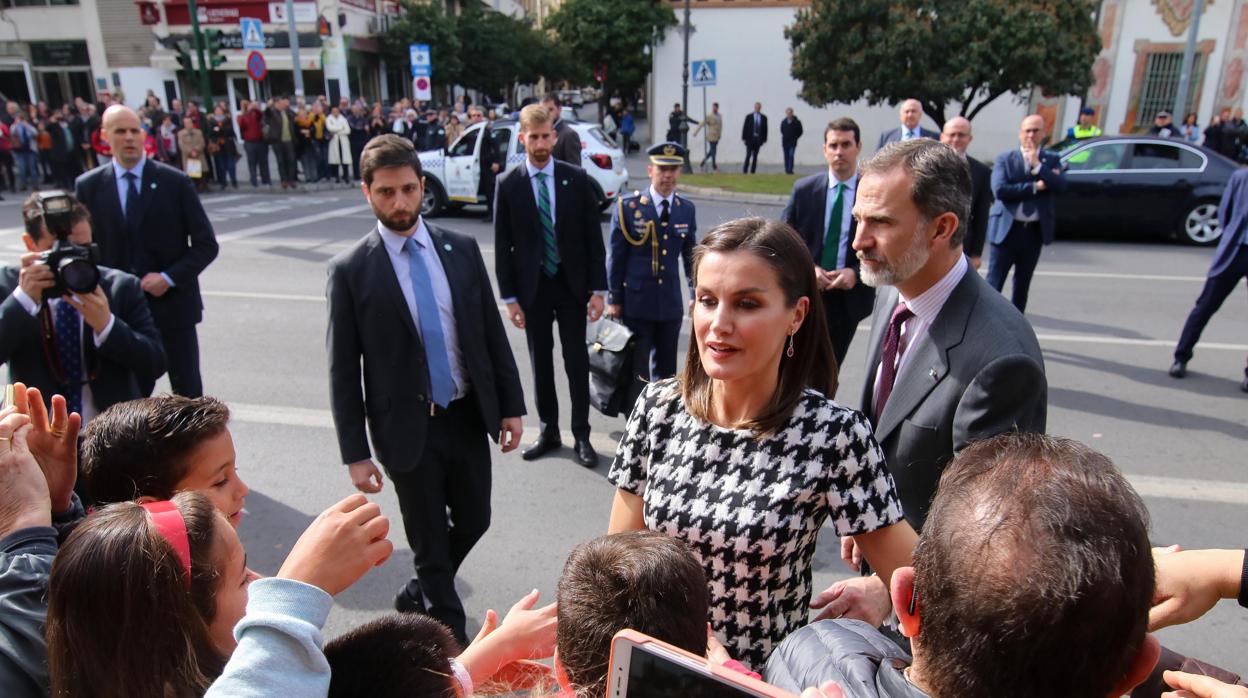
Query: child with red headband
46,490,392,697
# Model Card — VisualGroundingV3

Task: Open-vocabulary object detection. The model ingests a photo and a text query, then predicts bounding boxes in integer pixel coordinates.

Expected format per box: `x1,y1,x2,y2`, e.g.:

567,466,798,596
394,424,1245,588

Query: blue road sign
692,59,716,87
240,18,265,51
410,43,431,78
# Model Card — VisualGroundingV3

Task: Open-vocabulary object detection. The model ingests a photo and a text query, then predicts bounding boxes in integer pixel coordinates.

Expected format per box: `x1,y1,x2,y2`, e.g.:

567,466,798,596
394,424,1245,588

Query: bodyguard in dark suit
779,108,804,175
1170,166,1248,391
495,104,607,468
985,114,1067,312
782,118,875,368
741,103,768,174
607,143,696,401
0,195,165,421
853,139,1047,532
328,135,525,645
75,105,217,397
876,99,939,151
541,93,583,166
938,116,992,269
471,107,500,221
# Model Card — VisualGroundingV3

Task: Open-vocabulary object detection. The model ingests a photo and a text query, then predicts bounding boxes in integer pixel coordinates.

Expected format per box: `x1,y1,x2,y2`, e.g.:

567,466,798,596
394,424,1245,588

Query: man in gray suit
876,99,939,151
810,139,1047,625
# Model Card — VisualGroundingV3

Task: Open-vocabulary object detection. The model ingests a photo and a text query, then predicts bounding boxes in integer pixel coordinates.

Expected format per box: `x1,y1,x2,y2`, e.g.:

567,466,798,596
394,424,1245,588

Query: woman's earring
786,332,795,358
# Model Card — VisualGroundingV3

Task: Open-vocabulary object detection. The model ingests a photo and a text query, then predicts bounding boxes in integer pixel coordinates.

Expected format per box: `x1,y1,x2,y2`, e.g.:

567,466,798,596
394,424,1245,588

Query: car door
1059,141,1129,234
444,124,481,202
493,123,518,174
1124,141,1203,236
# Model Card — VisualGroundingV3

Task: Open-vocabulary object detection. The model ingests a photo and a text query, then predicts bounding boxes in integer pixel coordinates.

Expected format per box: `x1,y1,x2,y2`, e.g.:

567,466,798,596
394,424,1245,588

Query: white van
418,117,629,216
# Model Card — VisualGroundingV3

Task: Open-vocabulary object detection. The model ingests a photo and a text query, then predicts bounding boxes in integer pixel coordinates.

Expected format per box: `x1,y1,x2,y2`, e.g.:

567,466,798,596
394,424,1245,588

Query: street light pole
1173,0,1206,121
680,0,692,173
186,0,212,105
285,0,304,97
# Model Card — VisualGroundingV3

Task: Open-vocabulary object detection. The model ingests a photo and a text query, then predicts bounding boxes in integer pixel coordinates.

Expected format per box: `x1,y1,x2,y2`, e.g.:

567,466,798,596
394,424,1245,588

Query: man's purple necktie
874,301,915,423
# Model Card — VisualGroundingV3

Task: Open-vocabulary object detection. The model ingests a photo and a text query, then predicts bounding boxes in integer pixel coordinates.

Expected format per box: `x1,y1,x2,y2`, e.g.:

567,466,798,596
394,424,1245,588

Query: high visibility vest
1072,124,1102,139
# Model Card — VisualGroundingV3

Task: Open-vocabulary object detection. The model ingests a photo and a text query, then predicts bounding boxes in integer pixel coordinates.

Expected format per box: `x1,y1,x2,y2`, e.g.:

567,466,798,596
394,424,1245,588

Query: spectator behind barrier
46,491,392,697
80,395,249,526
326,590,558,697
555,531,711,697
768,433,1160,698
0,388,83,697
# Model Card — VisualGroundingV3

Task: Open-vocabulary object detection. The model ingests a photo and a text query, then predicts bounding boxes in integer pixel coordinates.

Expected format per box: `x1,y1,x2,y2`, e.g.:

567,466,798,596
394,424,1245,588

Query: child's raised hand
277,494,392,596
497,589,558,661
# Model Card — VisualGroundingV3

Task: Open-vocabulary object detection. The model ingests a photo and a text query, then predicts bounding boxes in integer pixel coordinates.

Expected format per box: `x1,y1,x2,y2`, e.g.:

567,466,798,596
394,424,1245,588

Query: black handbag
586,318,636,417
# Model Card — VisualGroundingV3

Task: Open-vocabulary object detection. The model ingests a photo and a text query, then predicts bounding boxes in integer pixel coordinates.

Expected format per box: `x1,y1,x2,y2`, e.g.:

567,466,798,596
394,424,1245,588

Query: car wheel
421,180,446,217
1179,200,1222,245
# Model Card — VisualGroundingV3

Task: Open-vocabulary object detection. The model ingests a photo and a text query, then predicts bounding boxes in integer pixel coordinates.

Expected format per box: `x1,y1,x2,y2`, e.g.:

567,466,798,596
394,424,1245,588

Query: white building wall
115,67,179,108
649,6,1032,167
1099,0,1240,134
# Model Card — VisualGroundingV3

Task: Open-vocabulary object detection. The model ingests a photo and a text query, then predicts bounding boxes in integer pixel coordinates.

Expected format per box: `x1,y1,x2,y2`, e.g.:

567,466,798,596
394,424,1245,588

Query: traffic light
175,39,195,73
204,28,226,69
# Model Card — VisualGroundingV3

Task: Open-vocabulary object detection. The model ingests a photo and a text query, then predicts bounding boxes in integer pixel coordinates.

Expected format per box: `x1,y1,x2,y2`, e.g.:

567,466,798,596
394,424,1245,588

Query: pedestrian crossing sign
692,59,716,87
240,18,265,51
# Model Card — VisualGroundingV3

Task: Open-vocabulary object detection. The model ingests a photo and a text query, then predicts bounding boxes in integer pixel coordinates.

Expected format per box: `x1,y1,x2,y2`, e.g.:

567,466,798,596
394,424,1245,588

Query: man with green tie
782,118,876,370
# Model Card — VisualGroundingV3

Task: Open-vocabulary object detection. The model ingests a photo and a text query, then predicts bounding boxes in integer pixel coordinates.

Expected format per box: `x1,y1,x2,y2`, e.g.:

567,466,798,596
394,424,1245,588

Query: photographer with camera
0,191,165,423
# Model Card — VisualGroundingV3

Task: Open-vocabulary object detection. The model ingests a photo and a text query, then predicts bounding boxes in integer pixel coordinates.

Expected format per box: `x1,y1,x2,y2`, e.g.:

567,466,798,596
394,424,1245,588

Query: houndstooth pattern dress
608,379,904,668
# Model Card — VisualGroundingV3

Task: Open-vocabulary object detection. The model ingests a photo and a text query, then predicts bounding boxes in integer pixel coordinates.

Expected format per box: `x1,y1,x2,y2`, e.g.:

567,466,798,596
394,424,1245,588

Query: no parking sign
246,51,267,81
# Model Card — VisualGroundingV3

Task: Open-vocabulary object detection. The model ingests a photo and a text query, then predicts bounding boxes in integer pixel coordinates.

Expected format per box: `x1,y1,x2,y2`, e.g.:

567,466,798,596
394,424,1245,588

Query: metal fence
1136,51,1205,128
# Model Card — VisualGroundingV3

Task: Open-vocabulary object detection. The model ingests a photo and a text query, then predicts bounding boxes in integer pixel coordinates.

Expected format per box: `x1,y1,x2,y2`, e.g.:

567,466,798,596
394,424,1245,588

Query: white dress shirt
376,219,468,400
1014,148,1042,222
648,185,674,212
872,254,968,411
526,157,556,223
823,171,857,270
9,286,115,424
112,156,175,287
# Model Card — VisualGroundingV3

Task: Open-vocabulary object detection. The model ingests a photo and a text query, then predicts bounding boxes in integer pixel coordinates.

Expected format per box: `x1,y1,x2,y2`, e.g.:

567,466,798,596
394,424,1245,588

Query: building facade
650,0,1248,167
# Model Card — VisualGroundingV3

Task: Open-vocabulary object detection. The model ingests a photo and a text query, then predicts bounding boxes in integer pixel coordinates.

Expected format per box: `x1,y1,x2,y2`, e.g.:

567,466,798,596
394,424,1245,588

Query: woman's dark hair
47,491,227,698
680,217,836,435
80,395,231,505
325,614,459,698
557,532,710,697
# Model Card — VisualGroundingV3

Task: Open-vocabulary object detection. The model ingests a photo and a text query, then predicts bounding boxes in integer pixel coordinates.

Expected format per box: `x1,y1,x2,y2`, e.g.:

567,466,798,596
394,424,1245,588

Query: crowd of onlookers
0,91,509,198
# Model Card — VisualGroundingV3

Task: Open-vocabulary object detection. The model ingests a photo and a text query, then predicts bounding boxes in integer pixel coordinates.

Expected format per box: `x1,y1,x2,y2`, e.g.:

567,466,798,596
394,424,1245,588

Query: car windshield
588,125,617,149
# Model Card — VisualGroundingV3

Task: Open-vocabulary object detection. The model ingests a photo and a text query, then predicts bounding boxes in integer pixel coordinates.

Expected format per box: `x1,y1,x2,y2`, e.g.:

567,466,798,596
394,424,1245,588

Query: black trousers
157,324,203,397
349,132,368,181
272,141,297,184
623,316,682,405
986,220,1044,312
244,141,270,186
524,270,590,440
823,291,860,368
743,143,761,173
1175,245,1248,365
388,394,491,645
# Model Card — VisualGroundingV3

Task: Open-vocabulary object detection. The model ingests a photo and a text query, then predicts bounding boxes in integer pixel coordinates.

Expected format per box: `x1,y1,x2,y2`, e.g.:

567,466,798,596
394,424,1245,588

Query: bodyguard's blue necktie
53,301,84,416
404,237,455,408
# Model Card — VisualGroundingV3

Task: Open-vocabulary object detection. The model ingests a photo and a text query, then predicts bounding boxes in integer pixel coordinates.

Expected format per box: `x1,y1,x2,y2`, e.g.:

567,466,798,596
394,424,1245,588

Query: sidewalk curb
679,184,788,205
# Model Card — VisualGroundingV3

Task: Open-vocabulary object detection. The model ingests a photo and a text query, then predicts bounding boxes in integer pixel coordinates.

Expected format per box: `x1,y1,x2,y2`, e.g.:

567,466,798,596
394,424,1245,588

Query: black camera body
31,190,100,301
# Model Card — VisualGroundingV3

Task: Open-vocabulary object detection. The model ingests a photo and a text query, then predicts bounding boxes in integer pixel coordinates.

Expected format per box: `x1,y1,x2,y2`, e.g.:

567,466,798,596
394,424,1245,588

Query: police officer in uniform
1065,107,1102,140
607,142,697,402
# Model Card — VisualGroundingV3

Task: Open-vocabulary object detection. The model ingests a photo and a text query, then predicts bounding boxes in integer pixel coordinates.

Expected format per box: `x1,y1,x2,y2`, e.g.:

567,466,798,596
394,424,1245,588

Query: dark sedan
1051,136,1239,245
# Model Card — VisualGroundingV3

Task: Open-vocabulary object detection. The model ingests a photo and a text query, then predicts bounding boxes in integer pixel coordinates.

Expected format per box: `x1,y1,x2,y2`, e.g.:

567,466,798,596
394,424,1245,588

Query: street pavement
2,183,1246,676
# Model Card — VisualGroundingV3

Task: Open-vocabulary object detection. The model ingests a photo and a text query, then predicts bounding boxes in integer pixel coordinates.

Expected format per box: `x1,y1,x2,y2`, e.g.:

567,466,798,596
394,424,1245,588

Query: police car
418,117,629,217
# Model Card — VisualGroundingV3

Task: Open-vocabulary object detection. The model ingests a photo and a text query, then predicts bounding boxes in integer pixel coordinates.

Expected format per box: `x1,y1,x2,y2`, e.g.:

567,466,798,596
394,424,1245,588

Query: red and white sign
413,76,431,101
164,0,313,25
136,1,160,25
246,50,267,81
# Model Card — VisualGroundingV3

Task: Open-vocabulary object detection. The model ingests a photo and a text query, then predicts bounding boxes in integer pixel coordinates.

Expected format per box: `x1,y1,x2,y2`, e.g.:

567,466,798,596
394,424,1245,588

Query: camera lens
59,258,100,294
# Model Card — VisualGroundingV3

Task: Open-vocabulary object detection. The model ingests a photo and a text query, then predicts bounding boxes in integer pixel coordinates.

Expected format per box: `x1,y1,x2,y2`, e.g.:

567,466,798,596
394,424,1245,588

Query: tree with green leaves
379,0,463,101
787,0,1101,127
545,0,677,112
456,3,551,105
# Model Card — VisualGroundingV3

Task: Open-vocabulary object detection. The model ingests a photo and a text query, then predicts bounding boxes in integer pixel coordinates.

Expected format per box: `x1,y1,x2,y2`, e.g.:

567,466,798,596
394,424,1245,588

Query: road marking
204,290,324,302
201,194,254,205
1033,270,1205,283
228,402,1245,503
215,204,372,243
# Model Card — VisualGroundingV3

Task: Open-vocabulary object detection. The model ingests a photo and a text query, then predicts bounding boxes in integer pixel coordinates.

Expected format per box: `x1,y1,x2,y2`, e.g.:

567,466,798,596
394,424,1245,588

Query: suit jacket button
661,249,668,256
